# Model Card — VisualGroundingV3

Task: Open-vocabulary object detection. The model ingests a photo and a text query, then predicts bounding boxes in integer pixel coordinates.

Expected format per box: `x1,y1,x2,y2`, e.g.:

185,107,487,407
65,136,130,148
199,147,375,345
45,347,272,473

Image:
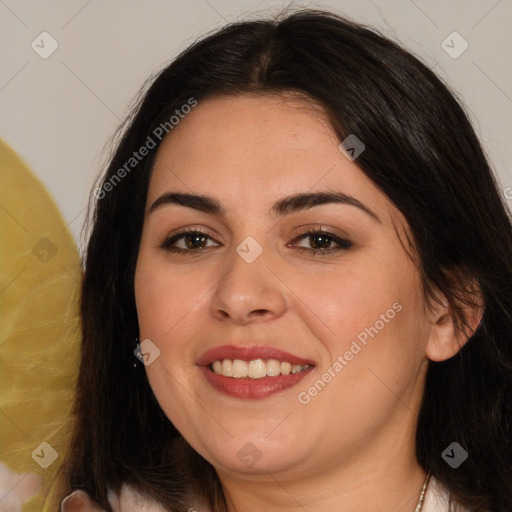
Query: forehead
147,94,394,222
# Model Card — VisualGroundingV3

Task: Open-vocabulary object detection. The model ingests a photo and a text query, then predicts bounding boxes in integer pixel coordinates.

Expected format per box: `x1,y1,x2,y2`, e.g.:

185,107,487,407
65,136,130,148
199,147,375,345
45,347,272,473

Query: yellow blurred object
0,139,81,512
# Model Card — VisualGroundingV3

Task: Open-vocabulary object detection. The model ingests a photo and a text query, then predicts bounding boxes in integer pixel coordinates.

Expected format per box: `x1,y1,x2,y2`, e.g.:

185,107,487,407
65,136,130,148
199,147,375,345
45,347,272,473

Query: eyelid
292,224,349,239
167,225,215,238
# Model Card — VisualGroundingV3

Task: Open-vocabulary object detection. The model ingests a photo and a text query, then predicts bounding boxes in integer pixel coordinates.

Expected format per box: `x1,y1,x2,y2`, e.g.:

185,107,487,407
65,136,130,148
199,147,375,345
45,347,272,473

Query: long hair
60,8,512,511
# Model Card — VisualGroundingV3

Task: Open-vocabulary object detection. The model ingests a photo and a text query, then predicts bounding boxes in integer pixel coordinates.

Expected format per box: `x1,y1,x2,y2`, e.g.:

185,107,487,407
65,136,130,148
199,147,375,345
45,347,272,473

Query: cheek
286,250,421,357
298,291,427,443
134,254,212,425
134,253,209,342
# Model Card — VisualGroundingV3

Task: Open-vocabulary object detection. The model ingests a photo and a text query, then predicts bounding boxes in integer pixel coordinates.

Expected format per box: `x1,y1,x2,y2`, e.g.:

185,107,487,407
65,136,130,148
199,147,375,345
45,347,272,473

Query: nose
209,244,287,325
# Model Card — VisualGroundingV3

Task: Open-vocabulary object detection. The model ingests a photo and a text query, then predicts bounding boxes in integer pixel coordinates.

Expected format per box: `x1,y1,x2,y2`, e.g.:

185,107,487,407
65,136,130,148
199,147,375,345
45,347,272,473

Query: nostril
252,309,270,315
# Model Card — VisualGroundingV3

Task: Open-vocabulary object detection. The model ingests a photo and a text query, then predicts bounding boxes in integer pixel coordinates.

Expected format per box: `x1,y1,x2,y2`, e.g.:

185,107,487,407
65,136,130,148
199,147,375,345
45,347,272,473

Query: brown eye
183,233,208,249
309,233,335,250
293,230,352,254
160,230,219,252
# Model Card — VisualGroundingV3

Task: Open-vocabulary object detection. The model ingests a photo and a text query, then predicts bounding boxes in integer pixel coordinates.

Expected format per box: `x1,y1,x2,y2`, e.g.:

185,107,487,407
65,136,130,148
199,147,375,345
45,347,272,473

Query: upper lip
197,344,315,367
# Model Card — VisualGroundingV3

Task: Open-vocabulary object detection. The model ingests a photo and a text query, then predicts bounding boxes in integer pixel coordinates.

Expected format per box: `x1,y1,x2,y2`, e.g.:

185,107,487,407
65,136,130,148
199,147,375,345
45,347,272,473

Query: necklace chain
414,472,431,512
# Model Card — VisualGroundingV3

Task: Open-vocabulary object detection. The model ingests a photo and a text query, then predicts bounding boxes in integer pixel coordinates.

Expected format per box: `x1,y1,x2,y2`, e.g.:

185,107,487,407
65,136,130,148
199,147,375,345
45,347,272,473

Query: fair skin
134,94,475,512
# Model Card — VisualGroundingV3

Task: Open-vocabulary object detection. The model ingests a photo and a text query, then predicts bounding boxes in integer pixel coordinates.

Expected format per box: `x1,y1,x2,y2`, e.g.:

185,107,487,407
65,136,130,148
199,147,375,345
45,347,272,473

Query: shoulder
60,484,168,512
60,484,211,512
60,489,105,512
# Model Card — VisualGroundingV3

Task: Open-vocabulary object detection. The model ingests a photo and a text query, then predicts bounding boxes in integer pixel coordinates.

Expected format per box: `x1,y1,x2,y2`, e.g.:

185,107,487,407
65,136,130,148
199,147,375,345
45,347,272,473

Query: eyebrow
148,191,381,223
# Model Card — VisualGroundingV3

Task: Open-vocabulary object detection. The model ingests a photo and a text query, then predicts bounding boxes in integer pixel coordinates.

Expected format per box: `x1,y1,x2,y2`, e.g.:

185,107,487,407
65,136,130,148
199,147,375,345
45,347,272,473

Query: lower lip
199,365,314,399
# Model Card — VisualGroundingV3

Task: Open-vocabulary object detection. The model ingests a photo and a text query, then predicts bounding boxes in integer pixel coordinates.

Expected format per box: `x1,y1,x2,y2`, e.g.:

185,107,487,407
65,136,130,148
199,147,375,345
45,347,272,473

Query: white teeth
281,361,291,375
232,359,248,378
248,359,267,379
221,359,233,377
210,358,310,378
267,359,281,376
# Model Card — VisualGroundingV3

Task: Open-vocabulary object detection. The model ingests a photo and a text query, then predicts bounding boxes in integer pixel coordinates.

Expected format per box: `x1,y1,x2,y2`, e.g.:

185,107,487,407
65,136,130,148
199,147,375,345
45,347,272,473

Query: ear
425,285,484,362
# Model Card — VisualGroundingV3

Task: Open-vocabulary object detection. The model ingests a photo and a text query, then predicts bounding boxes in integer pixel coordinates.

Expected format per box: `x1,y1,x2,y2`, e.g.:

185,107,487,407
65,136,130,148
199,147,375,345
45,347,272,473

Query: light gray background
1,0,511,249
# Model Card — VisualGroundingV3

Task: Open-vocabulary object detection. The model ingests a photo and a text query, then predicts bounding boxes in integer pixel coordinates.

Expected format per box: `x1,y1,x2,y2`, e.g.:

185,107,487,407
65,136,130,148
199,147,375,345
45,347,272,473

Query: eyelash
159,228,352,256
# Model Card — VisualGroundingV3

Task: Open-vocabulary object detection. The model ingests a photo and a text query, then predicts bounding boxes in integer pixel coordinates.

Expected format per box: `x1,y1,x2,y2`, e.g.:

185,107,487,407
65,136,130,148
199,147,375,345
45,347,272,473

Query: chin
195,434,311,477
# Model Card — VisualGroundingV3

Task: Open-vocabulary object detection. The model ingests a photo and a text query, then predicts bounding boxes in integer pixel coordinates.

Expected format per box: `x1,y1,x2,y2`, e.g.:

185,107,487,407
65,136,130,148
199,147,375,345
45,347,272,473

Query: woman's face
134,94,437,479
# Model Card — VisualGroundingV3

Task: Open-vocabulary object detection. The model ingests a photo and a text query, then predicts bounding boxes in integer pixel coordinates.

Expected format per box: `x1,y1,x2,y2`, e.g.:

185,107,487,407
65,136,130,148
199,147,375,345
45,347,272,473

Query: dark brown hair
60,8,512,511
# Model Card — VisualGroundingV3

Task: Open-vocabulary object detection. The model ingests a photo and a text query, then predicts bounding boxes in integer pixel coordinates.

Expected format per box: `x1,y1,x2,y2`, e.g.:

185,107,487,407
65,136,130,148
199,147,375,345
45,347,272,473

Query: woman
59,8,512,512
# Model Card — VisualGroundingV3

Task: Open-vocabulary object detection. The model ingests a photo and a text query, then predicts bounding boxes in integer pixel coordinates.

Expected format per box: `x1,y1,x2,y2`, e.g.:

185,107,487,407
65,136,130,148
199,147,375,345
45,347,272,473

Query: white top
60,477,468,512
422,477,452,512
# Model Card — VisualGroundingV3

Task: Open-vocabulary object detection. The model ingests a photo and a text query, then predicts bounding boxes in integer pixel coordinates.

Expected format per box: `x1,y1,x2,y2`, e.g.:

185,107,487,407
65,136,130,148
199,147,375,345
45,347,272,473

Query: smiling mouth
197,344,315,398
210,358,312,379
